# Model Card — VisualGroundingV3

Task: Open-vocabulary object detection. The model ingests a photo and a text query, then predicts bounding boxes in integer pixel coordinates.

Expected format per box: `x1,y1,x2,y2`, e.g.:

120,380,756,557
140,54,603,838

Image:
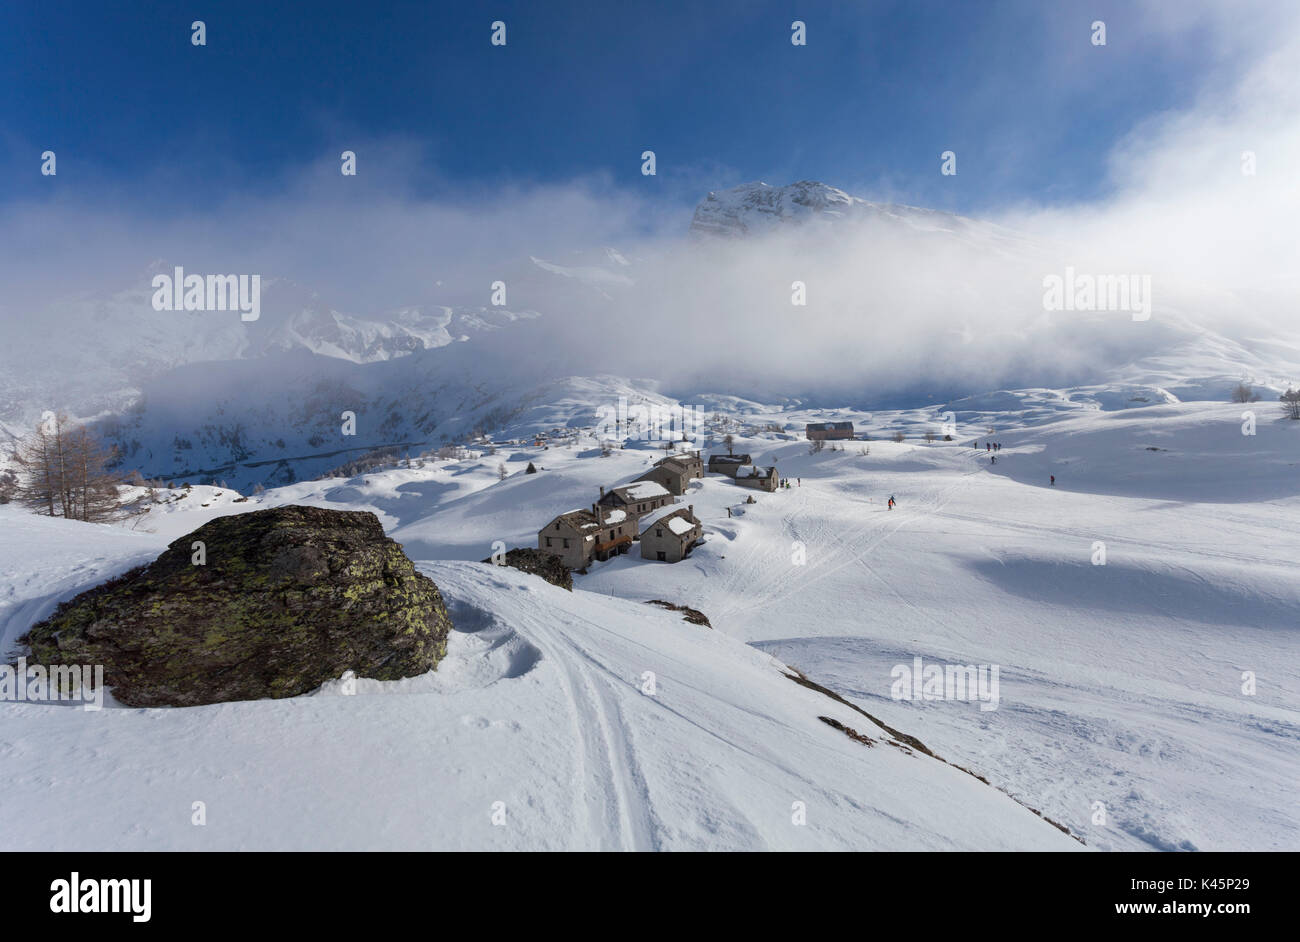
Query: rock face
687,180,969,239
689,181,863,237
481,547,573,591
21,505,452,707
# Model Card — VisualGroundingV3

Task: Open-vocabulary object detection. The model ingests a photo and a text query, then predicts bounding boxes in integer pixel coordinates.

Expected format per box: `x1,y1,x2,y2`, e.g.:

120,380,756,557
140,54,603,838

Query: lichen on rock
21,505,453,707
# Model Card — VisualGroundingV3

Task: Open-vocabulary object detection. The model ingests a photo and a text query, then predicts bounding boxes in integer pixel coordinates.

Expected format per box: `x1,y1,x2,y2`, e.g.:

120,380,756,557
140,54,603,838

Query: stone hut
538,504,636,569
598,481,673,528
639,505,703,563
733,465,779,492
707,453,752,477
635,451,703,496
806,421,854,441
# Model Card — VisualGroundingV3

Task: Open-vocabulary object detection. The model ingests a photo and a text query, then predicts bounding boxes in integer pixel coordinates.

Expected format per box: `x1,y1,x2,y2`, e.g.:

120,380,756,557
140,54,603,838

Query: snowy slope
92,353,676,493
9,394,1292,851
8,180,1294,489
573,410,1300,852
0,266,544,430
0,507,1079,851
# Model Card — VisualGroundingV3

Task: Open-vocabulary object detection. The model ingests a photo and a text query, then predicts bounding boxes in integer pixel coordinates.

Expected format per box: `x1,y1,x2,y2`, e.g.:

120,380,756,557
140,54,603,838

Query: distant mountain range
2,181,1293,488
689,180,1034,253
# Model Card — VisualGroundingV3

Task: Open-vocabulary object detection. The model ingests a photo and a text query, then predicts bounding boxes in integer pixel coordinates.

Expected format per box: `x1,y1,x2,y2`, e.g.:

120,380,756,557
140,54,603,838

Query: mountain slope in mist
6,180,1296,487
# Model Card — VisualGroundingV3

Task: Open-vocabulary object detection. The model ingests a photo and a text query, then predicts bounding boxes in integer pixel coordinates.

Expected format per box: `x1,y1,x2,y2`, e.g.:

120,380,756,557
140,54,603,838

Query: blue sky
2,0,1220,215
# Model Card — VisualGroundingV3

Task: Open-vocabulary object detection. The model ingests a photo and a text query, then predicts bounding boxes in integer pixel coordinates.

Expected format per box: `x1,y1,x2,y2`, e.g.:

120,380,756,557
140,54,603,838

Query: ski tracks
523,612,660,851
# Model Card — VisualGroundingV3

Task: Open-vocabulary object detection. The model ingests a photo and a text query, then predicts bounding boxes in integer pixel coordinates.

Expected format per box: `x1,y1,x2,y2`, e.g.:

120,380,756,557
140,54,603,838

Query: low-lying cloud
2,0,1296,414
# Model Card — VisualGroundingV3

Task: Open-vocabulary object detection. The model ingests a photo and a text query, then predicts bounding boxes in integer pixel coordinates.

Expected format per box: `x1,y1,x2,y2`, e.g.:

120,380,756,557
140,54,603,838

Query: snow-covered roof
655,453,699,470
640,505,699,536
667,516,696,536
549,509,601,531
621,480,670,500
602,509,627,524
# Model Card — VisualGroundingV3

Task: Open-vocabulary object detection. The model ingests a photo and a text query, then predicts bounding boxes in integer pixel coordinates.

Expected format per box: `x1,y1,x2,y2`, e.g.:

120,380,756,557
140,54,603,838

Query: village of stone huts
537,448,781,571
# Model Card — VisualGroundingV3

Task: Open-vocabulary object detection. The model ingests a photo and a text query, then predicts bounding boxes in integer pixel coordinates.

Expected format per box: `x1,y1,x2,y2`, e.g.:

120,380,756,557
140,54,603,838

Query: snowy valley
2,180,1297,853
2,391,1297,850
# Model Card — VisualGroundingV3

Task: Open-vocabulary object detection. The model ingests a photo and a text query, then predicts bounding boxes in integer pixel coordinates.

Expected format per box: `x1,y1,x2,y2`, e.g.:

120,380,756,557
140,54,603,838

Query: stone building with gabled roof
707,453,752,477
806,421,854,441
598,480,673,527
640,505,703,563
733,464,779,492
538,503,636,570
635,450,703,496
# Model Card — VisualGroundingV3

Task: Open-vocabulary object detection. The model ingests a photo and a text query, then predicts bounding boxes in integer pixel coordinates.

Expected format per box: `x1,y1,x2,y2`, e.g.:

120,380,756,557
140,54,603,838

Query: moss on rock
21,505,453,707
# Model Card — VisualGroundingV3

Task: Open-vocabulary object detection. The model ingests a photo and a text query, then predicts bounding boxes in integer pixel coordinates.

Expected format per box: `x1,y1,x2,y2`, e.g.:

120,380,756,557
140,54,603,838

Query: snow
666,516,696,536
0,509,1077,851
688,181,1027,250
1,392,1297,851
622,481,669,500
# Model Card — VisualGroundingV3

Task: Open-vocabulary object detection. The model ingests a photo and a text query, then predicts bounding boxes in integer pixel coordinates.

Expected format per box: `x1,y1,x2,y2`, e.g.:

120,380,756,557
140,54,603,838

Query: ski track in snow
519,610,659,850
2,397,1296,851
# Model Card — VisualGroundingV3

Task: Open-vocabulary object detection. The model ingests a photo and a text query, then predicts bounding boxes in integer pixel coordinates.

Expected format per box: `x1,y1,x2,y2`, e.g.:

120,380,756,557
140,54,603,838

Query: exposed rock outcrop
482,547,573,591
21,505,452,707
646,600,711,627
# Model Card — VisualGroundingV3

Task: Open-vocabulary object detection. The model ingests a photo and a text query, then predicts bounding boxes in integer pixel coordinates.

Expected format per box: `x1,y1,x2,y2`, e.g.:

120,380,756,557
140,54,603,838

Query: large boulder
481,547,573,591
21,505,453,707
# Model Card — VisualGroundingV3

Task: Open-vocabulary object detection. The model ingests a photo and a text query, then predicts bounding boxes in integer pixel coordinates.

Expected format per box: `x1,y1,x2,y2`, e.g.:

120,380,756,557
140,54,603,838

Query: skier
887,495,896,510
1050,474,1055,486
797,477,801,486
991,455,996,464
986,442,990,452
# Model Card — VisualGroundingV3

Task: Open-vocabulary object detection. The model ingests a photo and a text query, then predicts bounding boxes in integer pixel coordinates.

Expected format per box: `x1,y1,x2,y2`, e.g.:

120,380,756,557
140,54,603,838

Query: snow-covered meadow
2,392,1295,851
